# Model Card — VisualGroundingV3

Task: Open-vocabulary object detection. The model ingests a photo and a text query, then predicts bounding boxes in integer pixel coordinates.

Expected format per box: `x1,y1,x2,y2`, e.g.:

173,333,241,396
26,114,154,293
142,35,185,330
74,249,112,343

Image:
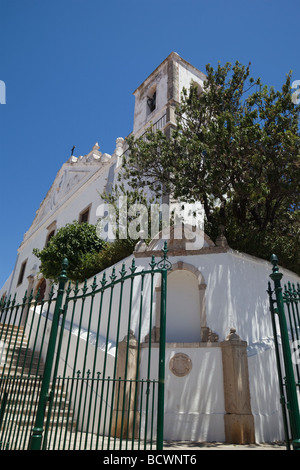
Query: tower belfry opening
132,52,206,138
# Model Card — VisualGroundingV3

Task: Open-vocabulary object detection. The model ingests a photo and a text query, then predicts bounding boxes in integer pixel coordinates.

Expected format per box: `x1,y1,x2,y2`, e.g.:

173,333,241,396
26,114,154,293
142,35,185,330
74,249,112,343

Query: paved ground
164,440,287,450
63,435,288,451
4,427,288,450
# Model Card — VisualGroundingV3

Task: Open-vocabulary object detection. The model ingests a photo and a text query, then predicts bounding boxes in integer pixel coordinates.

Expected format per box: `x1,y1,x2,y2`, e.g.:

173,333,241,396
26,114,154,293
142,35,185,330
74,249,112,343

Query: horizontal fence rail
0,243,171,450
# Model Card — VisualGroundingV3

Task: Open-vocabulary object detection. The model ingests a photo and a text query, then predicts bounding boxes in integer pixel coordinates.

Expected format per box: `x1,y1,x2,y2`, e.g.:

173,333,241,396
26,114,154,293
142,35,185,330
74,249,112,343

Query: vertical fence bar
157,267,166,450
119,260,136,449
144,258,155,448
43,282,71,449
270,255,300,450
1,246,171,451
28,258,68,450
267,281,291,450
0,391,8,436
284,283,300,384
156,241,170,450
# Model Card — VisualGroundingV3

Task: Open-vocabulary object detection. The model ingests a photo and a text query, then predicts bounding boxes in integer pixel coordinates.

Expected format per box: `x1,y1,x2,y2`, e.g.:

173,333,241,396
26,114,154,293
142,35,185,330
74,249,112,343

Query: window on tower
191,80,203,97
147,86,156,114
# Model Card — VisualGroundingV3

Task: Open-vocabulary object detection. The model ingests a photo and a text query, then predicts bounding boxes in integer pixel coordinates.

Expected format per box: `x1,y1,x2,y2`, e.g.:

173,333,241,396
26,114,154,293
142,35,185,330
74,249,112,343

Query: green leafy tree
33,221,106,282
97,182,160,242
122,61,300,273
81,184,163,277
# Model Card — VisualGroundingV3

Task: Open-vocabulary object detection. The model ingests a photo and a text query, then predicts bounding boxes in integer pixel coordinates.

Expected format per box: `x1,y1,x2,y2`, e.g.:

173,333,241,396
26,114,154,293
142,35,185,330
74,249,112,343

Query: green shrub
33,221,106,282
70,238,136,282
33,221,137,283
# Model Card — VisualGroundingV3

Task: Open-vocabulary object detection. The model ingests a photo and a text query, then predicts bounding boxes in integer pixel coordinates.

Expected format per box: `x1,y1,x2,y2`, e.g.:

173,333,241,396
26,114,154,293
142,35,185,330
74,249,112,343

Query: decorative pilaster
111,331,139,438
221,328,255,444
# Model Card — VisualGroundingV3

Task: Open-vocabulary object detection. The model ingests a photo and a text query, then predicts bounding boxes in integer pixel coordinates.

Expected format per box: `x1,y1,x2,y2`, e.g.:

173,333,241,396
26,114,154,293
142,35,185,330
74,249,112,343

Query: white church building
1,52,299,445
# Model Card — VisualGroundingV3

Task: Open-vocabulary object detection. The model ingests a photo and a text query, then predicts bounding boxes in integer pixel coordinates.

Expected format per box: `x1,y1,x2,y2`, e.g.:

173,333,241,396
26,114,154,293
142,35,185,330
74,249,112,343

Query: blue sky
0,0,300,287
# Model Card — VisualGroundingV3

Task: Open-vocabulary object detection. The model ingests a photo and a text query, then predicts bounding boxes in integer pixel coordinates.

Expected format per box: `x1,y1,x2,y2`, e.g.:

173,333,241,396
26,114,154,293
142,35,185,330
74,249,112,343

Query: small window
147,86,156,115
45,221,57,247
35,278,47,303
17,260,27,286
191,80,203,97
79,206,90,224
46,230,55,246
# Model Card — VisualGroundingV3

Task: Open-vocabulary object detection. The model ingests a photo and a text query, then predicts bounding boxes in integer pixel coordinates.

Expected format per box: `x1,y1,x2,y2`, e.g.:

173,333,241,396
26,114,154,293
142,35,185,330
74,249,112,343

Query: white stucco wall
131,248,299,443
164,345,225,441
0,144,121,300
138,343,225,442
23,247,298,442
7,231,298,443
166,269,202,342
160,249,299,442
178,61,205,96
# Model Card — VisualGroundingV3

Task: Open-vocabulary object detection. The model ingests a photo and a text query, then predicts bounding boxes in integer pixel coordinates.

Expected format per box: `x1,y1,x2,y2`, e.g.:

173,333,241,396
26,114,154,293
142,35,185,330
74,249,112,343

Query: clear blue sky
0,0,299,288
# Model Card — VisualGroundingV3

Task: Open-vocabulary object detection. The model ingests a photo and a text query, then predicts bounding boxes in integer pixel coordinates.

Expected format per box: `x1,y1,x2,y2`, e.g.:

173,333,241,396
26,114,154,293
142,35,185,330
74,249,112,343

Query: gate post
270,255,300,450
29,259,68,450
111,331,139,438
157,267,167,450
221,329,255,444
156,241,170,450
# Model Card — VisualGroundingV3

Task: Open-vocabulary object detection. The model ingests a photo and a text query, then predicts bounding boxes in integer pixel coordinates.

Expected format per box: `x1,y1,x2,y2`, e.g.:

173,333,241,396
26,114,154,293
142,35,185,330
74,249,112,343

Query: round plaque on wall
169,353,192,377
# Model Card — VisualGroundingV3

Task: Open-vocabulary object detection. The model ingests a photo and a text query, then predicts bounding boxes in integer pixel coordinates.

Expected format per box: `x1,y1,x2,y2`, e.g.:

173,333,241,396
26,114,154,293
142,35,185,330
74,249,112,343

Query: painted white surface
178,61,204,97
133,62,169,135
166,269,202,342
0,141,121,298
20,248,299,442
4,237,300,443
164,345,225,441
138,343,225,442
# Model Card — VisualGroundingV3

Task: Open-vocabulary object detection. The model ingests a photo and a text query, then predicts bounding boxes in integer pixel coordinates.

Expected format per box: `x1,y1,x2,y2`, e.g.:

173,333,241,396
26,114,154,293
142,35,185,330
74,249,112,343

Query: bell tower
132,52,206,138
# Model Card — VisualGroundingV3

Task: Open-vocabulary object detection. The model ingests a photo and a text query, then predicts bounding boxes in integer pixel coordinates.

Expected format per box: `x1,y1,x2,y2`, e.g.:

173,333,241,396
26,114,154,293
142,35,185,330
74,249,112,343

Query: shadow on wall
164,346,225,442
166,270,202,342
203,251,281,343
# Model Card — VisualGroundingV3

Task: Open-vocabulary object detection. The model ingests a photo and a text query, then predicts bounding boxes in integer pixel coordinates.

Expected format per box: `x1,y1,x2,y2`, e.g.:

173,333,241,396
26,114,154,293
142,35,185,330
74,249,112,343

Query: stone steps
2,411,76,431
0,323,76,433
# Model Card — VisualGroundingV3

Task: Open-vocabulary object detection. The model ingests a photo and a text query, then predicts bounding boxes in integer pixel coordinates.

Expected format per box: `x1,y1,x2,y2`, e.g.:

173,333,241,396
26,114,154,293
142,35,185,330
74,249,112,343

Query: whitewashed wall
162,250,299,442
0,142,122,300
22,247,299,442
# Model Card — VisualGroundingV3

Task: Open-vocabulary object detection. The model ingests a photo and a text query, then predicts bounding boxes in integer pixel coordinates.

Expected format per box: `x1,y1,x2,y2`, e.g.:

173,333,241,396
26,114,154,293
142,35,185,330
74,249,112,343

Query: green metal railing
268,254,300,450
0,243,171,450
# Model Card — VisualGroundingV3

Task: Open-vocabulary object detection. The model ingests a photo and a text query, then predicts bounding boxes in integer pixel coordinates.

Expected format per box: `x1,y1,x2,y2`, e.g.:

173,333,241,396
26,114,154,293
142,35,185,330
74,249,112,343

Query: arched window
147,85,157,115
190,80,203,97
166,269,204,343
154,261,209,344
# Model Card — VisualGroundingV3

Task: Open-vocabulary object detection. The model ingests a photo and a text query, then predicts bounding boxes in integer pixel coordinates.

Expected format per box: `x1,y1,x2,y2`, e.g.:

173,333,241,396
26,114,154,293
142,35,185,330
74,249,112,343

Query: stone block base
224,413,255,444
110,410,140,439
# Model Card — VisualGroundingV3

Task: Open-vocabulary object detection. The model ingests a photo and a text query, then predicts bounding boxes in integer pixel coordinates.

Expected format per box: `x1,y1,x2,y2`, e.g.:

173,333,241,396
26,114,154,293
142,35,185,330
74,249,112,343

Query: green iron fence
0,243,171,450
267,254,300,450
